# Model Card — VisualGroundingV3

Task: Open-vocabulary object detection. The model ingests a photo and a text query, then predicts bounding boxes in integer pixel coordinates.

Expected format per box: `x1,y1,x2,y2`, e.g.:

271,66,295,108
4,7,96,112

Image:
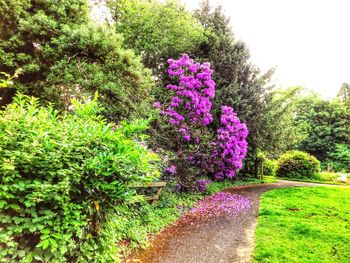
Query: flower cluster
155,54,249,188
156,54,215,141
211,106,249,180
194,179,212,192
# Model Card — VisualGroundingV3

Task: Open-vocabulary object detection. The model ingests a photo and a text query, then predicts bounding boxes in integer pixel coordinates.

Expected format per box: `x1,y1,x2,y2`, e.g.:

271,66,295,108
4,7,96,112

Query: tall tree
0,0,154,120
260,87,304,157
295,95,350,161
337,82,350,108
109,0,205,73
193,0,275,175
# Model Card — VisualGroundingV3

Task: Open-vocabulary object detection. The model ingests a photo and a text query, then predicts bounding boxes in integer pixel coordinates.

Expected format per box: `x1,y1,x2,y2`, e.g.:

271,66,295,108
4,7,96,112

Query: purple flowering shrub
210,106,249,180
156,53,215,142
154,54,248,190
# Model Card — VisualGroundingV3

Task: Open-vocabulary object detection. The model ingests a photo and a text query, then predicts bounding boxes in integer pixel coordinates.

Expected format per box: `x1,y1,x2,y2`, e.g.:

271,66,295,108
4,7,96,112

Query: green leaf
0,200,7,208
7,204,20,210
38,239,50,250
2,162,15,171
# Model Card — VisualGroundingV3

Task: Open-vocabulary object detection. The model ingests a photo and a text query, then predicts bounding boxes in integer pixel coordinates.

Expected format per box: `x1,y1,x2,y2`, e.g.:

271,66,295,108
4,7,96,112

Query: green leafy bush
0,94,159,262
323,144,350,172
276,151,320,179
263,158,278,177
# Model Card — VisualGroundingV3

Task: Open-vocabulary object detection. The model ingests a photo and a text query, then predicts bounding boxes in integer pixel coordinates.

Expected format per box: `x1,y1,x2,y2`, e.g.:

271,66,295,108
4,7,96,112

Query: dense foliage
276,151,321,179
110,0,204,72
0,0,154,120
0,95,159,261
260,87,303,157
262,158,278,177
295,96,350,170
337,82,350,108
324,144,350,172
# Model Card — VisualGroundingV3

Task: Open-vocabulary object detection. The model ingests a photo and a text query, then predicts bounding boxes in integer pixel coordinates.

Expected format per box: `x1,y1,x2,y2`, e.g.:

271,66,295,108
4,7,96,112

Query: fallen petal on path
188,192,252,219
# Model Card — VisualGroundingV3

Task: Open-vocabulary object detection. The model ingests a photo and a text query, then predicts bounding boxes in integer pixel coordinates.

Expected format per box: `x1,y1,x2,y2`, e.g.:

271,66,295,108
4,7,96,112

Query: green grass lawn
253,187,350,262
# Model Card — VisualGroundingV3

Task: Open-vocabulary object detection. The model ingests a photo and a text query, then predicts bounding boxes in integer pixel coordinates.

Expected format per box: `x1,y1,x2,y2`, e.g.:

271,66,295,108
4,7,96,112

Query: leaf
29,225,36,233
17,250,26,258
2,162,15,171
0,200,7,208
41,239,50,250
41,228,51,235
49,238,58,250
13,217,22,224
8,204,20,210
23,252,34,263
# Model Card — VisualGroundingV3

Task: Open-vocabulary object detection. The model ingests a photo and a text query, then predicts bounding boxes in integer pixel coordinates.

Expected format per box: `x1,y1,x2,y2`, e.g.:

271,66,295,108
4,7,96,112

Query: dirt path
132,180,342,263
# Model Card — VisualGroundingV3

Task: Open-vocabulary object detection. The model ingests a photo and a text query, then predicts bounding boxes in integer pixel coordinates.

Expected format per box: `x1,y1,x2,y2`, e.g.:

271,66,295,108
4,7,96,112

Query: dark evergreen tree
0,0,154,120
193,0,275,176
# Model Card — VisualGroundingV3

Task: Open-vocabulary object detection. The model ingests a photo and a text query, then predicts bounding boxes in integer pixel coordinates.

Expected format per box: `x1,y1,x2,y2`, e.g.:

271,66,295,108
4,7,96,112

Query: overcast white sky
181,0,350,99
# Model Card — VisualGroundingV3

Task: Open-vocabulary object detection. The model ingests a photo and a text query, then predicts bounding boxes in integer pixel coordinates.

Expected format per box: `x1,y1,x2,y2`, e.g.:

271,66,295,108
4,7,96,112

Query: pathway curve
131,180,344,263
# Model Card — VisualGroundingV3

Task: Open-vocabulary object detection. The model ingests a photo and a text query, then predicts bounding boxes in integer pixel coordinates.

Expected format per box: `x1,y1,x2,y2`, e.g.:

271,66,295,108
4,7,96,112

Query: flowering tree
211,106,249,180
154,54,248,190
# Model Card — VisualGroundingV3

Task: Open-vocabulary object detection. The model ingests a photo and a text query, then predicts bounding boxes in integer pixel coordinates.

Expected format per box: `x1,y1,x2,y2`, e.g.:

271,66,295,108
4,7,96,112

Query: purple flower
153,101,161,109
165,165,177,175
195,179,212,192
210,106,248,180
160,54,249,185
161,54,215,131
184,135,191,141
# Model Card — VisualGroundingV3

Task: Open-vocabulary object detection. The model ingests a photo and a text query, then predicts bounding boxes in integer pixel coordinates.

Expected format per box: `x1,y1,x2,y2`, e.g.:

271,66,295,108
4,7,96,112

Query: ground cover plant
254,187,350,262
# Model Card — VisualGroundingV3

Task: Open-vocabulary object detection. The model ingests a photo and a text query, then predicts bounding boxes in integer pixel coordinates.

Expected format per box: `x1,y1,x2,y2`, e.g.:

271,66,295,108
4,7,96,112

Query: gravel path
131,180,342,263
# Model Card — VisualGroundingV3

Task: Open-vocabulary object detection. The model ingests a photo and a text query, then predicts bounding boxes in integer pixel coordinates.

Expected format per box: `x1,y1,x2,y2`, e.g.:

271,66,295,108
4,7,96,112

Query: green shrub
276,151,320,179
263,158,278,176
0,94,159,262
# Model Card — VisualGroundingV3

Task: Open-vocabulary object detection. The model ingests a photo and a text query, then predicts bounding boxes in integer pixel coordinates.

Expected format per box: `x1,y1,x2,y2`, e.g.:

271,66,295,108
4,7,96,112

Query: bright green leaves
0,95,160,261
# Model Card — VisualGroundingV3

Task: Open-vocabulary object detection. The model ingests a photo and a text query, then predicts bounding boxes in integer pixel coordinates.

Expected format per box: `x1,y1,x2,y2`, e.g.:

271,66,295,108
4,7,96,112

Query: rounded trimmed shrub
276,151,320,179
